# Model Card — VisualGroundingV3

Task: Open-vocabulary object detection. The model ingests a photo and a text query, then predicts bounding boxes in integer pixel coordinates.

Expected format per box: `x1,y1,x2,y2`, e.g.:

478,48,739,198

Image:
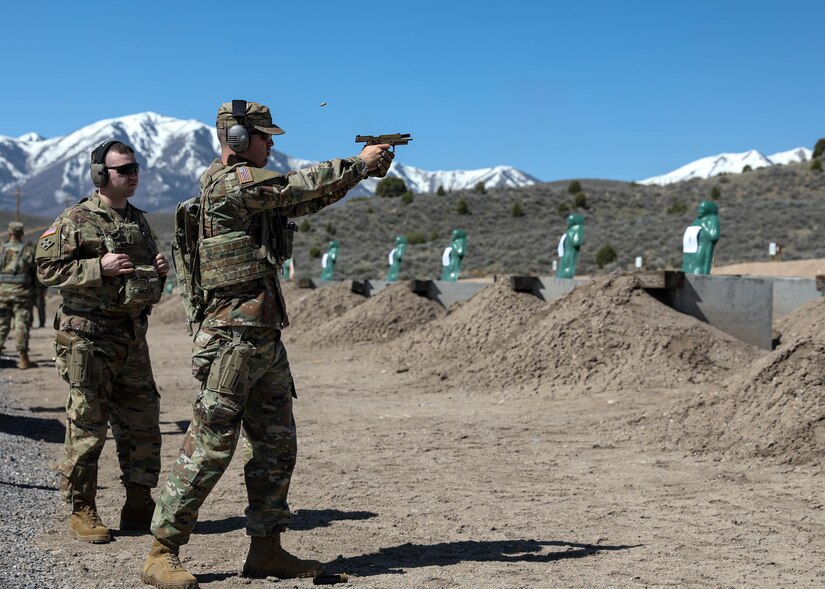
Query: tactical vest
0,241,31,286
172,164,296,334
61,203,161,312
104,222,162,307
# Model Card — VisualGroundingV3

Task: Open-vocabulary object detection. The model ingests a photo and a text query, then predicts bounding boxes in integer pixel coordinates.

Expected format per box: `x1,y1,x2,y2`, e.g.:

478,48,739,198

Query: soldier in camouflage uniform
0,221,38,369
36,141,169,545
141,101,392,589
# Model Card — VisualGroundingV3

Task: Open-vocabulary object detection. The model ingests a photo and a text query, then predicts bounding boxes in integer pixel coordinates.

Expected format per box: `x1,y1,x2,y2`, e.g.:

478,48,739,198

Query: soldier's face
244,133,273,167
105,151,139,198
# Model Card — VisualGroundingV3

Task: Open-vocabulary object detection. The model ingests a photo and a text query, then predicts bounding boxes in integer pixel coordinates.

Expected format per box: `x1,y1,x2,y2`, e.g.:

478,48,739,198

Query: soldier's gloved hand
154,253,170,277
101,253,135,276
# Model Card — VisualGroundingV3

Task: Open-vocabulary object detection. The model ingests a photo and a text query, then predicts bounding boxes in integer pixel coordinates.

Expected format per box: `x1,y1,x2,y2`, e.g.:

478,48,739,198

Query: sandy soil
3,271,824,589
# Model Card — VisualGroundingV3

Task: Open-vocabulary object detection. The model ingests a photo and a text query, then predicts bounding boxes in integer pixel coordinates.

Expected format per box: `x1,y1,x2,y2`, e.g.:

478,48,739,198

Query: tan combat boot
141,539,198,589
17,351,35,370
68,502,111,543
242,533,325,579
120,483,156,531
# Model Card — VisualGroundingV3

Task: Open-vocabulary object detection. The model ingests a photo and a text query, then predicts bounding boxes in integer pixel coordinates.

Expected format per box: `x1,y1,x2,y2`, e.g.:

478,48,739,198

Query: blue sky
1,1,822,182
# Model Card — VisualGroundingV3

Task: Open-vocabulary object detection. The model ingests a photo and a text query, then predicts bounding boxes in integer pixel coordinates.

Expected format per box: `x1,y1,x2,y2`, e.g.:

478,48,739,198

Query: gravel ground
0,357,75,589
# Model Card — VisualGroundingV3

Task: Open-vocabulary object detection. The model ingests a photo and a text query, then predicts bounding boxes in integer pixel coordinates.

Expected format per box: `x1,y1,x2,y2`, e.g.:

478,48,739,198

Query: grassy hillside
5,160,824,281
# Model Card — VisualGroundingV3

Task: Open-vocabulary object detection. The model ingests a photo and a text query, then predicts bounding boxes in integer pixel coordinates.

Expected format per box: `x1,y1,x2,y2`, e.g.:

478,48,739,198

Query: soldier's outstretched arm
35,216,104,290
243,157,370,212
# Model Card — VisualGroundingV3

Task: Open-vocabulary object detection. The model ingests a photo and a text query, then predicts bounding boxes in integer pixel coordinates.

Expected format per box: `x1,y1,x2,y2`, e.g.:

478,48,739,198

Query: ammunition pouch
121,264,162,307
104,222,161,308
199,231,270,290
206,340,256,396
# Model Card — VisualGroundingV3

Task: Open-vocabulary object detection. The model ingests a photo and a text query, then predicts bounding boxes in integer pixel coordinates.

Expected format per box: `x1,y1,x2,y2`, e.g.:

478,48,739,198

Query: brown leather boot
242,533,325,579
69,502,111,543
120,483,156,531
140,539,198,589
17,351,35,370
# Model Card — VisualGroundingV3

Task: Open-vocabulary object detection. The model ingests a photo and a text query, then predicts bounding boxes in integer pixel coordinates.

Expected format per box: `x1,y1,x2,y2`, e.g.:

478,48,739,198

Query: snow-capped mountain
640,147,812,186
0,112,538,215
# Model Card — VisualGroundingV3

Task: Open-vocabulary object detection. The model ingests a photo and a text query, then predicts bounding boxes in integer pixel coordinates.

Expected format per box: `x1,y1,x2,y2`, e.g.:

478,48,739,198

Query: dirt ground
3,267,824,588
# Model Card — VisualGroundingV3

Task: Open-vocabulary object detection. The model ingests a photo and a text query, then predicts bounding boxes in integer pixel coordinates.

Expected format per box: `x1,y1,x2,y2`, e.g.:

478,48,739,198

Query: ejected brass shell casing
313,572,349,585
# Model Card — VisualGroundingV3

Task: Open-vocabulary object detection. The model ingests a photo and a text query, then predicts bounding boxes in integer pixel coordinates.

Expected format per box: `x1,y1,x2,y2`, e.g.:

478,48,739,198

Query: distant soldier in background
37,140,168,545
0,221,38,368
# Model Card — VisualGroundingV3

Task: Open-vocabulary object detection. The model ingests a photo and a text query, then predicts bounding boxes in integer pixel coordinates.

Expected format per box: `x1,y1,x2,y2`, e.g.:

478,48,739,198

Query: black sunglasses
107,163,141,176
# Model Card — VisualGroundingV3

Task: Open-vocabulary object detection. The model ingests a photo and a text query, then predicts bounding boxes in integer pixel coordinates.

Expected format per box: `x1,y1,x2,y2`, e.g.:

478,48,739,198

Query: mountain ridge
0,112,538,214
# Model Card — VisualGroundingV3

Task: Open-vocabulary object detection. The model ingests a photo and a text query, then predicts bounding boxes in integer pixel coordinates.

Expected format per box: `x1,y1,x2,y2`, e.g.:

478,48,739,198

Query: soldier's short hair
106,142,135,159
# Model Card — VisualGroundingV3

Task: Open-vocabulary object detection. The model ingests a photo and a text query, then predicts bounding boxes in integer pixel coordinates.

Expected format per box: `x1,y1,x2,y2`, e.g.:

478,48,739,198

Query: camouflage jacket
198,154,369,330
36,193,160,340
0,237,37,303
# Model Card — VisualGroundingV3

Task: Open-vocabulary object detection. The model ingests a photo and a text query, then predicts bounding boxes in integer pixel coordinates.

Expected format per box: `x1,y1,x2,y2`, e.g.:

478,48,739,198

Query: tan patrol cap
8,221,24,235
216,101,285,135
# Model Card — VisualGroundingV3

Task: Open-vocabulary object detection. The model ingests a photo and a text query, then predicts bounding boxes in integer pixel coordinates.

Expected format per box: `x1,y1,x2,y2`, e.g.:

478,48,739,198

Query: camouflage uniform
36,193,164,506
151,115,371,547
0,224,37,355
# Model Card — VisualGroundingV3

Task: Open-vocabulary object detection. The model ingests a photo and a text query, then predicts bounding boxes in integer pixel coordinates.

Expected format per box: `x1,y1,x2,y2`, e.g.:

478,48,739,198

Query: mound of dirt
393,274,762,394
282,281,366,334
388,279,550,376
775,297,825,344
310,283,446,346
647,337,825,464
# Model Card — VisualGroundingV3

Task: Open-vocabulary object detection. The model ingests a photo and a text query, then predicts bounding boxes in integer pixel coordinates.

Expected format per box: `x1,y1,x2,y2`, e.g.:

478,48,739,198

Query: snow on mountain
0,112,538,215
766,147,811,166
641,147,812,186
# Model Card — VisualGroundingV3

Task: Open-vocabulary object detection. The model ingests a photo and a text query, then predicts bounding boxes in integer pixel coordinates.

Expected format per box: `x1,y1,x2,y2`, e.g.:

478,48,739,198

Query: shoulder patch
41,226,57,238
237,166,254,185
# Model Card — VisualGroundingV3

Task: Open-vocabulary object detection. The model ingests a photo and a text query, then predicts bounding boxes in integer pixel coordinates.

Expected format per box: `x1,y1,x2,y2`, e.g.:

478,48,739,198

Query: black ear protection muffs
226,99,251,153
90,140,120,188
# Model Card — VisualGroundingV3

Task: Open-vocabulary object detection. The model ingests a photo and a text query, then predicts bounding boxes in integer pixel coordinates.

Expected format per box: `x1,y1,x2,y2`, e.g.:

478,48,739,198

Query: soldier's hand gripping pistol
355,133,413,178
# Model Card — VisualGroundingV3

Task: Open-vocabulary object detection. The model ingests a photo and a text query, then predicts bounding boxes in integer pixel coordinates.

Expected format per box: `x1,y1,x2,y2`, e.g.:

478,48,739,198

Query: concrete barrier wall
409,280,488,308
654,274,774,349
764,276,820,318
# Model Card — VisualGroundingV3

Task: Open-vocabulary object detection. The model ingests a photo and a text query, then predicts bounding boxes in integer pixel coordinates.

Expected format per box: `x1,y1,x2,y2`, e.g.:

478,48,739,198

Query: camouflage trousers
54,330,162,505
152,326,297,547
0,300,32,353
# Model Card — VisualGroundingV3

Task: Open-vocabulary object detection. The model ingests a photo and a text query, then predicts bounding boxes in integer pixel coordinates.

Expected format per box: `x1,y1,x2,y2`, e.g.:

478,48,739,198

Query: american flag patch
41,226,57,238
237,166,254,185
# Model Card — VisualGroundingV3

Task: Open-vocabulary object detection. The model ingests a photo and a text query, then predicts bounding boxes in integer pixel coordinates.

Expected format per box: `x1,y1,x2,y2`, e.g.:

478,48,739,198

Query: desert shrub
299,219,311,233
558,202,570,215
811,158,822,172
473,182,486,194
309,246,322,258
710,186,721,200
407,231,427,244
456,198,470,214
568,180,582,194
595,244,618,268
667,201,689,215
436,185,446,196
511,202,524,217
813,138,825,159
325,222,336,235
573,191,587,209
742,164,752,173
401,191,414,205
376,177,407,197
